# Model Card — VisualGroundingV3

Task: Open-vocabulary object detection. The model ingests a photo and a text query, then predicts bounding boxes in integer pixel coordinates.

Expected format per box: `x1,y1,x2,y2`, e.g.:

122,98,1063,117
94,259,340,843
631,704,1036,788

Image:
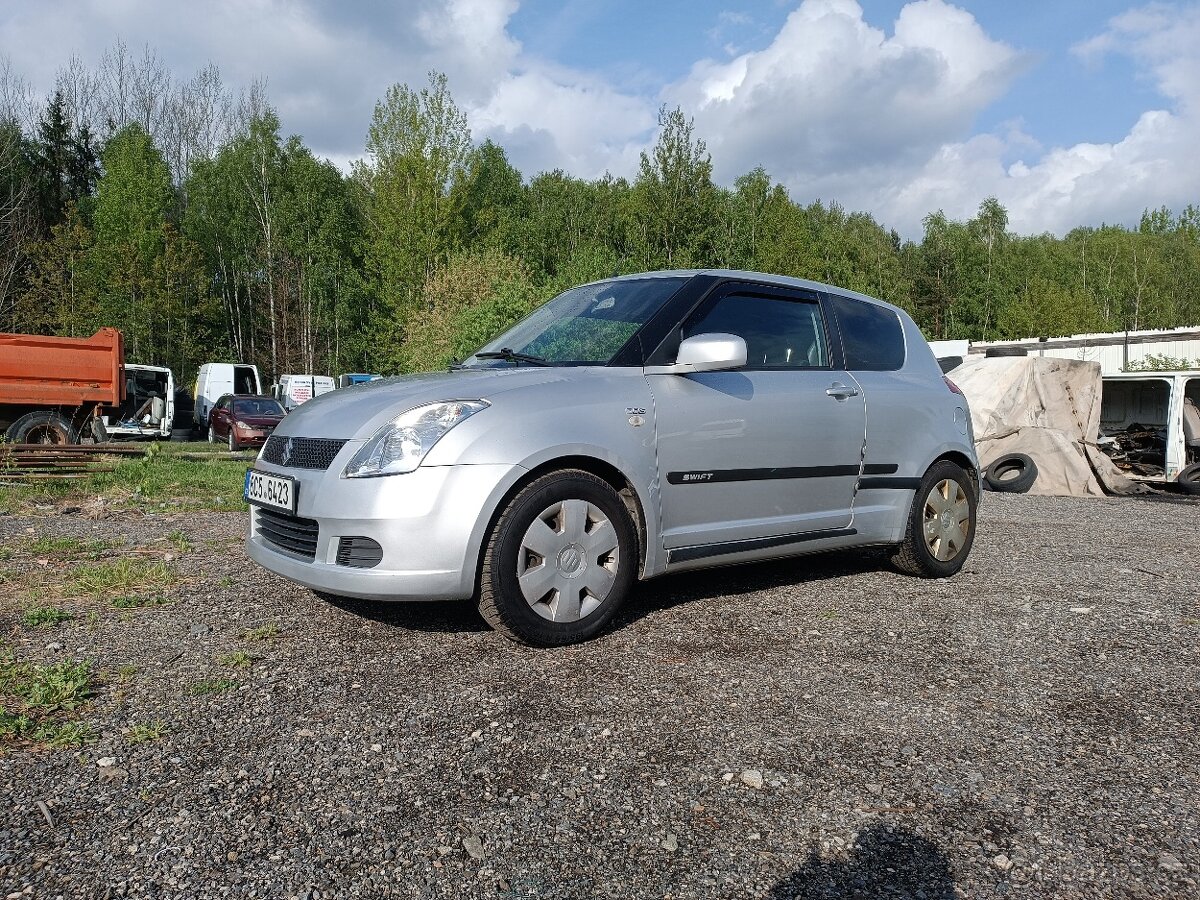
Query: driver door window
683,292,829,369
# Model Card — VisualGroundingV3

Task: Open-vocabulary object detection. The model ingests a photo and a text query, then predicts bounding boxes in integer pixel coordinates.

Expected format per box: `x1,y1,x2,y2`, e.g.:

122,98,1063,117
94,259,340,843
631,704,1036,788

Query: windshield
464,276,688,367
234,398,285,417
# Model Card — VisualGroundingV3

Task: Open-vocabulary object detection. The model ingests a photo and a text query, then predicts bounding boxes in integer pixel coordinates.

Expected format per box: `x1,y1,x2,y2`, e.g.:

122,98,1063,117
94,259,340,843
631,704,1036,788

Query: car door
212,397,229,438
649,283,866,552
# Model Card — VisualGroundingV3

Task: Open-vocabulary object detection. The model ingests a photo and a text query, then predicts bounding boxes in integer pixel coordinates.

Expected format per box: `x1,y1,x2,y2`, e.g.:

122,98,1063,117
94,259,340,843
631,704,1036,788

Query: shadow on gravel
618,551,889,628
320,594,489,634
769,823,957,900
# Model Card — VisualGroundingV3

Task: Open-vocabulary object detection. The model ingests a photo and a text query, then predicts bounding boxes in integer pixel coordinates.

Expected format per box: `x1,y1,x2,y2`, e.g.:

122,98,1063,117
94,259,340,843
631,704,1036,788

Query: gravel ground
1,491,1198,899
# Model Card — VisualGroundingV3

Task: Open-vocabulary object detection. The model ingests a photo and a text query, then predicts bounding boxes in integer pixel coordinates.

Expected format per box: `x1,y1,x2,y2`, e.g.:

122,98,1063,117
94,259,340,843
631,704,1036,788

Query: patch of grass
21,606,73,627
217,650,252,669
217,575,235,589
0,655,93,749
116,664,138,680
125,720,167,745
110,594,172,610
28,536,119,559
189,677,235,696
166,529,192,553
34,720,92,748
69,558,174,598
241,623,278,642
0,443,250,514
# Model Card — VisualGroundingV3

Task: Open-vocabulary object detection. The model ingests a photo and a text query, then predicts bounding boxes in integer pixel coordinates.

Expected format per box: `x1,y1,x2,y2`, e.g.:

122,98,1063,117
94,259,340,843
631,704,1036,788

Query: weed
34,721,92,748
28,536,118,559
167,530,191,553
117,664,138,680
21,660,92,711
126,720,167,745
217,575,235,589
241,623,278,642
110,594,172,610
217,650,252,669
190,677,235,696
69,559,174,598
21,606,73,627
0,709,31,737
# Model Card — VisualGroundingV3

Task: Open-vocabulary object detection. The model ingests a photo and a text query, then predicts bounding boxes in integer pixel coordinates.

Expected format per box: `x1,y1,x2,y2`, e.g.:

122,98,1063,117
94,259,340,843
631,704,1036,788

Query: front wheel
891,461,977,577
228,429,239,452
478,470,637,646
207,424,216,444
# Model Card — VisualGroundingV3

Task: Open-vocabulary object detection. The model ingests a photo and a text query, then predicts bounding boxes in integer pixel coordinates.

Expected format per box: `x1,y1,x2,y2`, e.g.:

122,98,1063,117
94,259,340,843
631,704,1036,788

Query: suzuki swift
245,270,979,645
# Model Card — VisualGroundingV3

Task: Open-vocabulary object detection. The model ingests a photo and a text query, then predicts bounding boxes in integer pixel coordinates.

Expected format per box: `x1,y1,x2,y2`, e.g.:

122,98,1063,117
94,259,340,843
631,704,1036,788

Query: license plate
244,470,297,513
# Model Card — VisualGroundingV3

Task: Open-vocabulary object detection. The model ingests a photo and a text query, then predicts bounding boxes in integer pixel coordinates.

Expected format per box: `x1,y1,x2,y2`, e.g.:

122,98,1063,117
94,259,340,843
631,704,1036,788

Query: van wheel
892,461,977,578
6,411,77,445
478,470,637,646
1178,463,1200,495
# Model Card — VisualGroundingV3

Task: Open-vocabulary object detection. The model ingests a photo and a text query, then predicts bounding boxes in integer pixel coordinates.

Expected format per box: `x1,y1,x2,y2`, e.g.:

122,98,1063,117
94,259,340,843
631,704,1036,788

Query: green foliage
217,650,252,669
241,623,278,642
1124,353,1200,371
68,559,174,598
190,677,235,696
125,720,167,744
20,606,73,627
4,65,1200,379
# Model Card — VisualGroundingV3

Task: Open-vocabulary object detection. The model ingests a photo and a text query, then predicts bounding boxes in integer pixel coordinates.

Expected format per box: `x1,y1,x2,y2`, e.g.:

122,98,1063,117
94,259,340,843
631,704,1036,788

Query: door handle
826,383,860,400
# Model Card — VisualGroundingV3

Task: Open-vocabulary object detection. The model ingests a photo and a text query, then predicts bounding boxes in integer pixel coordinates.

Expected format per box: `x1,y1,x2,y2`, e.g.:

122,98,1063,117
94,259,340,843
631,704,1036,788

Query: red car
207,394,285,451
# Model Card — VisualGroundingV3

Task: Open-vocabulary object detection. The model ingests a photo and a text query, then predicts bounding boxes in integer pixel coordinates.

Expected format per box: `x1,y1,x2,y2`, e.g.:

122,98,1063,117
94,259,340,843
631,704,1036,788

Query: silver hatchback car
245,270,979,645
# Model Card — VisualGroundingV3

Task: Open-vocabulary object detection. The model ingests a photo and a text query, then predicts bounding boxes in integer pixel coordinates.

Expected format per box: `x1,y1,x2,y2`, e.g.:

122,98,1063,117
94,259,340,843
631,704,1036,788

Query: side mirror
663,333,747,374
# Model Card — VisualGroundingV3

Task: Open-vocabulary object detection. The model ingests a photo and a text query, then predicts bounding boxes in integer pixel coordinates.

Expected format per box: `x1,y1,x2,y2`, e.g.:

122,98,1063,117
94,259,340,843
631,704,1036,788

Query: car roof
600,269,903,314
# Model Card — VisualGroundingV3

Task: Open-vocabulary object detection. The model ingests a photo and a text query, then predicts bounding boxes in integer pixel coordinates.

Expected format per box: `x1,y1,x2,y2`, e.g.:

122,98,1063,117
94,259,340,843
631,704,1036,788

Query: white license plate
244,470,297,513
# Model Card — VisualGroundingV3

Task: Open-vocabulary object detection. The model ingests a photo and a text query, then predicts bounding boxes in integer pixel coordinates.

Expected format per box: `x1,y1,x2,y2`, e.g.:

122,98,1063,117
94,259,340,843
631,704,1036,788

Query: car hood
271,367,582,440
237,415,284,427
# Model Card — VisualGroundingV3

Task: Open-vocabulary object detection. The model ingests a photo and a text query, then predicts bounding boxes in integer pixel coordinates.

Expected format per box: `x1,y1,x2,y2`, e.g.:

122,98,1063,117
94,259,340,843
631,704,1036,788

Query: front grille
256,508,319,559
336,536,383,569
261,435,347,470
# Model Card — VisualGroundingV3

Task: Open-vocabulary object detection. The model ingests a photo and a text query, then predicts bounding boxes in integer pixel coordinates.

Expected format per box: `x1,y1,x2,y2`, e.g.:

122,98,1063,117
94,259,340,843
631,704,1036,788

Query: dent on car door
650,284,866,556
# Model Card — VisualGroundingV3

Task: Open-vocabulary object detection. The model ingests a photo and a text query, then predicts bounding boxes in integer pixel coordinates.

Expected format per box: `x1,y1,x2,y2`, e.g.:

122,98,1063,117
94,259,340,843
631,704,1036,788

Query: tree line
2,46,1199,384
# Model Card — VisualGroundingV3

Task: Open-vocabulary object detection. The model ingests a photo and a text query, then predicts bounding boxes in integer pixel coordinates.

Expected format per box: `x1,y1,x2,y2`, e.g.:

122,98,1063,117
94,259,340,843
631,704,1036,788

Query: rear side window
683,292,829,369
830,295,905,371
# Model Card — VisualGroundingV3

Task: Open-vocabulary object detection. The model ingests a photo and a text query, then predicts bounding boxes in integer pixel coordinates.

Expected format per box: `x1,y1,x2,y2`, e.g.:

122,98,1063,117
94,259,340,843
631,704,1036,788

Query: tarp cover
951,356,1145,496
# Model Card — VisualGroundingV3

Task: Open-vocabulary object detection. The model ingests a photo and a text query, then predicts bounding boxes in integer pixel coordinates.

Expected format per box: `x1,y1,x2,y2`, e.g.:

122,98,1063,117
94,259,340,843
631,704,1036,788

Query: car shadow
322,550,890,637
769,823,958,900
615,550,891,629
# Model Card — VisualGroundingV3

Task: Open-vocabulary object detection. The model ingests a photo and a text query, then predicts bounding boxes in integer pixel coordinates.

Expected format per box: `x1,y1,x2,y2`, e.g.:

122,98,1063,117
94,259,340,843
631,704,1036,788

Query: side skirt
666,527,858,565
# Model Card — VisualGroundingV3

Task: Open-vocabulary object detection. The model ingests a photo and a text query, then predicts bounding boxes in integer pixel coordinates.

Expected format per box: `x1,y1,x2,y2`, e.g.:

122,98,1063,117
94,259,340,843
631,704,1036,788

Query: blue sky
2,0,1199,237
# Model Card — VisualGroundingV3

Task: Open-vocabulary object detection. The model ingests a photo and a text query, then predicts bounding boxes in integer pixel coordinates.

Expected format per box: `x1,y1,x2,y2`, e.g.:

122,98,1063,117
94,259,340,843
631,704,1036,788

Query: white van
193,362,262,430
97,364,175,440
273,374,335,411
1099,371,1200,492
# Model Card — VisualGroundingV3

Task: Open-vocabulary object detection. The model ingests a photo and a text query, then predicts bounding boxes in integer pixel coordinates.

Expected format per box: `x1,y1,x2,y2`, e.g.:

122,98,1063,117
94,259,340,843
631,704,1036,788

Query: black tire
6,410,77,445
207,424,216,444
478,470,637,646
985,346,1028,358
891,460,978,578
228,429,239,452
984,453,1038,493
937,356,963,374
1177,463,1200,495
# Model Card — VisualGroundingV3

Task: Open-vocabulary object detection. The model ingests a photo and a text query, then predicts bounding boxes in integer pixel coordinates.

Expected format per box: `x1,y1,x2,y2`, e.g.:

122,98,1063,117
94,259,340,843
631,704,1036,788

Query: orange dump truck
0,328,127,443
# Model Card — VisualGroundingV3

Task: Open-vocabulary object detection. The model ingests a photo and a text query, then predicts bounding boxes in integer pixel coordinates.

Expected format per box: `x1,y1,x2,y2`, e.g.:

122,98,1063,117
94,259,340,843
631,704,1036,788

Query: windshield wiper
473,348,553,367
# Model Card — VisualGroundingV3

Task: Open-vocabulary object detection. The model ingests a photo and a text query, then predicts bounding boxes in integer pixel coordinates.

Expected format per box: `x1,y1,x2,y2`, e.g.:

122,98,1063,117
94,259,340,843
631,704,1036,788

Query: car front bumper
246,460,525,601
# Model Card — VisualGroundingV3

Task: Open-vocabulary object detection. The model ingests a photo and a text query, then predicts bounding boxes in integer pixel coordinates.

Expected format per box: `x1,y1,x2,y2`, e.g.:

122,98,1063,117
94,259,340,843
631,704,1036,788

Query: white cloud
877,2,1200,235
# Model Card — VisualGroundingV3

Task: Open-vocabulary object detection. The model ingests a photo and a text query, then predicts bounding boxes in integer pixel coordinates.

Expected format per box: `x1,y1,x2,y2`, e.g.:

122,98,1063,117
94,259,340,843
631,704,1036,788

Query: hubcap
922,479,971,562
517,499,619,623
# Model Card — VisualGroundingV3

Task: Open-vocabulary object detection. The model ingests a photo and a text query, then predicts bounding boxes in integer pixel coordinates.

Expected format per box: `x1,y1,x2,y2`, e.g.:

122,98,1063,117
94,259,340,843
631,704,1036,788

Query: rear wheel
6,411,77,445
1178,463,1200,495
478,470,637,646
892,461,977,577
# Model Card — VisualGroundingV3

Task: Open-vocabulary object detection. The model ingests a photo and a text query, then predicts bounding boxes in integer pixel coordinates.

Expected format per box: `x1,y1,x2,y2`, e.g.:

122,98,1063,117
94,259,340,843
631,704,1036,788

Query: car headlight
235,420,250,430
343,400,489,478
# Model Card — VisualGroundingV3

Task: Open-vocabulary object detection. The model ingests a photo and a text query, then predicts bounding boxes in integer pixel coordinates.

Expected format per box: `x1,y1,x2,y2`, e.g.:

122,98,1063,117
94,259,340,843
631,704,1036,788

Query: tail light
944,376,963,395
